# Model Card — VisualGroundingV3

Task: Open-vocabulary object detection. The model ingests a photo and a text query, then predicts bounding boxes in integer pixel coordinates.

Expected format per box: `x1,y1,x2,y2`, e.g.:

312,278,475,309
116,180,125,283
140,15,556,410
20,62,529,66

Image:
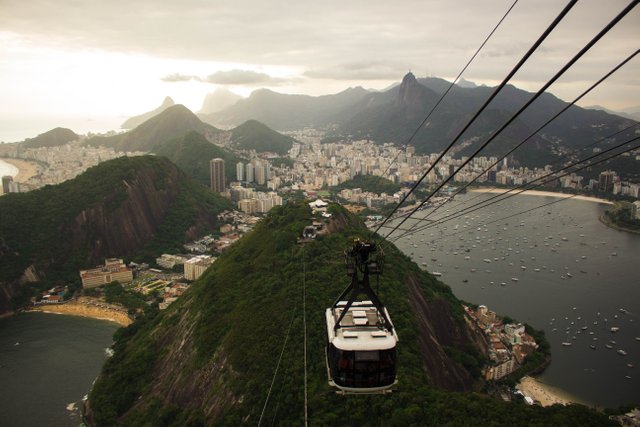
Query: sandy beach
516,376,583,407
471,187,613,205
32,296,132,327
0,158,40,182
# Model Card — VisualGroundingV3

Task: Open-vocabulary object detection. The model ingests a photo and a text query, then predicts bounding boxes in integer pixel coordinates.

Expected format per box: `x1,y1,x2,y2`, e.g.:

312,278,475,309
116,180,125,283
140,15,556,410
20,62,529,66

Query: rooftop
326,301,398,351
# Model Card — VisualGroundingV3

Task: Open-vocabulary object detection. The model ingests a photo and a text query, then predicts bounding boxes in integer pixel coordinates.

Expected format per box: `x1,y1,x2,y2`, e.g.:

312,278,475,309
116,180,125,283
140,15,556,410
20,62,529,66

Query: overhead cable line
373,0,579,238
258,286,299,426
389,135,640,242
302,248,308,427
378,0,520,180
381,0,638,242
397,49,640,235
376,121,640,235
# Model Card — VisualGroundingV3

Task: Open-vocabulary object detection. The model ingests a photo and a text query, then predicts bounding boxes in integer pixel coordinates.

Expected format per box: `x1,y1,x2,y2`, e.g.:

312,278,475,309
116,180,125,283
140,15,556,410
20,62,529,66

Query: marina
393,192,640,407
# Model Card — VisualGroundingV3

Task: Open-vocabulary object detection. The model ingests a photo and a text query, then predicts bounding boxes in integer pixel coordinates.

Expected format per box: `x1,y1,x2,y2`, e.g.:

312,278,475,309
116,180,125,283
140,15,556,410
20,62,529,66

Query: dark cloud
305,61,409,80
205,70,274,85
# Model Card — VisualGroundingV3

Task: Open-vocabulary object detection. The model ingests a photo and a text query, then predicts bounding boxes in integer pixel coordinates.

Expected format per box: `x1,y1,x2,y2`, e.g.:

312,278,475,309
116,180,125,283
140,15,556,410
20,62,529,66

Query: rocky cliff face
0,156,228,314
66,164,181,265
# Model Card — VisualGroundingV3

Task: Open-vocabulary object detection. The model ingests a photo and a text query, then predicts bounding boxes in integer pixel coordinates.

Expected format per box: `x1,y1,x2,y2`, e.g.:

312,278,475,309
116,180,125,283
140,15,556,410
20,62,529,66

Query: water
0,114,125,143
394,192,640,407
0,159,19,178
0,312,118,426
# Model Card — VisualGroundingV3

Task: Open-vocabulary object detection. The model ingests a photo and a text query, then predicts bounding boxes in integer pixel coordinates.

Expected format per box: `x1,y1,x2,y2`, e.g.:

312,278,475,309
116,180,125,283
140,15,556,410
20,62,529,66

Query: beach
471,187,613,205
32,296,132,327
0,157,40,182
516,376,580,407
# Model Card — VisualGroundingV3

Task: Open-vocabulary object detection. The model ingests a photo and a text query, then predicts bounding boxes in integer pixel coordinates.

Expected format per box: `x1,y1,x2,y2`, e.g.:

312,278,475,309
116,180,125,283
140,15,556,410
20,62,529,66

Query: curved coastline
30,297,132,327
470,187,613,205
0,157,40,182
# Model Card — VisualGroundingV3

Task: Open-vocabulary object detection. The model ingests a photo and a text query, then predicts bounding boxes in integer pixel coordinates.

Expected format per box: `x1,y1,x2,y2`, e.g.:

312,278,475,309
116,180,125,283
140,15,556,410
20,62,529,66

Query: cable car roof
326,302,398,351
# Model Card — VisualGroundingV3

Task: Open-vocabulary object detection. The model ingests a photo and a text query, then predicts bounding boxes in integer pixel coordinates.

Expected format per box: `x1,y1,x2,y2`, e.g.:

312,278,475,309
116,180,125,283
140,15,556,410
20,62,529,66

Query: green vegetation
230,120,295,154
103,282,147,312
0,156,231,310
89,202,611,426
20,127,79,148
333,174,401,195
602,201,640,233
153,131,243,187
88,105,221,152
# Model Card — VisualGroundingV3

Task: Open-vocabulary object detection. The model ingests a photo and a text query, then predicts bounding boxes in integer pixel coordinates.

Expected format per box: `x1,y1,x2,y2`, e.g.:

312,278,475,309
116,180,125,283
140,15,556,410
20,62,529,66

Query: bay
0,312,118,426
393,192,640,407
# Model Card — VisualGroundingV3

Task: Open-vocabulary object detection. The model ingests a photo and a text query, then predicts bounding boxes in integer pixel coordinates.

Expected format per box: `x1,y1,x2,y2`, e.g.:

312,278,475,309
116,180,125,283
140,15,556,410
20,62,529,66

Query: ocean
393,192,640,407
0,159,19,178
0,312,118,426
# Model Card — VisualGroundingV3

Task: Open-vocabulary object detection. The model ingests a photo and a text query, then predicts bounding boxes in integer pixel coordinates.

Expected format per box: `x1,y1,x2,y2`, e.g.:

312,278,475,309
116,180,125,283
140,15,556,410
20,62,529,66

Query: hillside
89,105,223,152
333,175,401,195
121,97,176,129
20,127,79,148
154,131,245,186
203,86,370,130
87,203,611,426
230,120,296,154
0,156,231,313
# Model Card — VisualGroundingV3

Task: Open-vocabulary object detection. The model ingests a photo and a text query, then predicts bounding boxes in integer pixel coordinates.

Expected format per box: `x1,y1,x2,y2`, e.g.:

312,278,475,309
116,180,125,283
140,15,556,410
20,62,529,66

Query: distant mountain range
199,88,243,114
202,73,636,168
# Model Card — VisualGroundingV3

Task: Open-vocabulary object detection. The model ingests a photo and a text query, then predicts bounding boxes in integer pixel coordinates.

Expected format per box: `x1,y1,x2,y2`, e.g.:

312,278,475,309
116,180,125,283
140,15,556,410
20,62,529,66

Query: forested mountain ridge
87,202,612,426
0,156,231,313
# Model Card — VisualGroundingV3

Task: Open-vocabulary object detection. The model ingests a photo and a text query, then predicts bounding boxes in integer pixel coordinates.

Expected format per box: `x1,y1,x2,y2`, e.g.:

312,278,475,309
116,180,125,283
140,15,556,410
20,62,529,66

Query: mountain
208,74,636,168
0,155,231,313
154,131,244,186
585,105,640,122
87,203,610,426
202,86,370,130
199,89,242,114
89,105,223,153
121,96,175,129
229,120,296,154
20,127,79,149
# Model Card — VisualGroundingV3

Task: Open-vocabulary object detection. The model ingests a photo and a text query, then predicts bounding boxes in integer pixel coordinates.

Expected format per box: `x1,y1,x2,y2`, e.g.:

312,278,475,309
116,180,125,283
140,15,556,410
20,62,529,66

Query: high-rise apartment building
210,158,226,193
236,162,244,182
2,175,13,194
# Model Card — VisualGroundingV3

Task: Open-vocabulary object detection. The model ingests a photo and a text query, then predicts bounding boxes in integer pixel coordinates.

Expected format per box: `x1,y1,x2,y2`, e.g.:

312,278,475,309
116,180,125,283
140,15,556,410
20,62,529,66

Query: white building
184,255,215,281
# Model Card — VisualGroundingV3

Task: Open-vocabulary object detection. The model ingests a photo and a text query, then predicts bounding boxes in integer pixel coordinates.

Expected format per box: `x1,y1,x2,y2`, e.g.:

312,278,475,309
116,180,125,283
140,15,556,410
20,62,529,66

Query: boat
431,272,442,277
610,327,620,333
511,277,519,282
605,344,613,349
590,345,596,349
618,350,627,356
561,342,572,347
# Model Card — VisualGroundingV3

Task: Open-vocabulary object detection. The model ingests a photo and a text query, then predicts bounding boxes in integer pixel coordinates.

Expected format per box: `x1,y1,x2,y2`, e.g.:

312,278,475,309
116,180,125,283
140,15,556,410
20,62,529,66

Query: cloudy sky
0,0,638,141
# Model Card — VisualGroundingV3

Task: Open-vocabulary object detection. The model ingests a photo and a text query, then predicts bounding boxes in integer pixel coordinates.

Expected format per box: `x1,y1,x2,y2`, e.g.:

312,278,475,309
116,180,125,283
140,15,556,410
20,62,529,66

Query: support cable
397,49,639,236
303,248,308,427
373,0,578,237
258,289,298,427
381,1,638,242
375,119,639,236
389,136,640,242
378,0,521,180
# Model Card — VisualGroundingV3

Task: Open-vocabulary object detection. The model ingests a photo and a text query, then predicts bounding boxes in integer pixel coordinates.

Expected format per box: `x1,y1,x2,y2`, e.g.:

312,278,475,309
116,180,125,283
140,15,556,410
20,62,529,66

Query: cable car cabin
325,301,398,394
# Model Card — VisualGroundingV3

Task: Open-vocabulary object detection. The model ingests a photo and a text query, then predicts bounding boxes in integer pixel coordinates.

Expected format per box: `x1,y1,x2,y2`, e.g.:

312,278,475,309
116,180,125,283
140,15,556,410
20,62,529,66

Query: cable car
325,239,398,394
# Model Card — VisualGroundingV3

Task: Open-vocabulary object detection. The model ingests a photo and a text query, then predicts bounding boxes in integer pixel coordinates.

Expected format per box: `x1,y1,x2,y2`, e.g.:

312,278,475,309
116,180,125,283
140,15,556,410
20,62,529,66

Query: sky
0,0,638,141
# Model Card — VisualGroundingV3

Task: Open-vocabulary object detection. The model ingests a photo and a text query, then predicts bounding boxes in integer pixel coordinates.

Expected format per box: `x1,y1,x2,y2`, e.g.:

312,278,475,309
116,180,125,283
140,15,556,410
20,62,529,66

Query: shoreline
471,187,613,205
0,157,40,182
30,297,132,327
516,376,586,407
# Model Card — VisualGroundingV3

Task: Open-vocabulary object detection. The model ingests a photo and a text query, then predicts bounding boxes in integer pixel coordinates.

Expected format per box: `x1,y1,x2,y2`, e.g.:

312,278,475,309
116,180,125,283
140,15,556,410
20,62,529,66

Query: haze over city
1,0,638,142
